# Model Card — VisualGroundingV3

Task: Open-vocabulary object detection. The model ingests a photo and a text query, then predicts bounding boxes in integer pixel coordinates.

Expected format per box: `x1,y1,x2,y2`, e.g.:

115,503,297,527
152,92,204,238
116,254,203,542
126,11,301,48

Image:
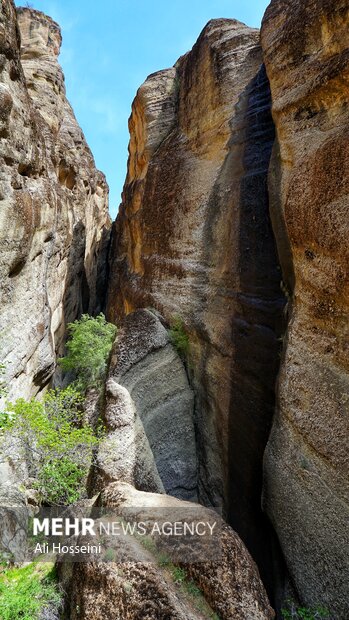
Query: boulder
62,482,274,620
106,309,197,501
91,378,165,495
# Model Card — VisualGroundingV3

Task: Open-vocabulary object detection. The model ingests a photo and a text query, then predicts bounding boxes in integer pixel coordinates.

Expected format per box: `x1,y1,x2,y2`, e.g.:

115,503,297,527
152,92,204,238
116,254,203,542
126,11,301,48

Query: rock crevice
107,18,286,591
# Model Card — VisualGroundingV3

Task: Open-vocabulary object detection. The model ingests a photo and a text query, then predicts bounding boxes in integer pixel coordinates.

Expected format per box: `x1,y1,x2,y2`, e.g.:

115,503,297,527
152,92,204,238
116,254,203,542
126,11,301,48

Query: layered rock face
261,1,349,616
91,377,165,495
0,3,110,401
93,309,197,501
61,482,274,620
107,18,285,579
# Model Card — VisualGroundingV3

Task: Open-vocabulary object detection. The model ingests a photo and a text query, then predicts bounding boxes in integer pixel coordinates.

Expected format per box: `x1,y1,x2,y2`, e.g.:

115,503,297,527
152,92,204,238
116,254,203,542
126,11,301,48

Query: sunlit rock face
0,3,110,401
107,17,285,582
261,0,349,616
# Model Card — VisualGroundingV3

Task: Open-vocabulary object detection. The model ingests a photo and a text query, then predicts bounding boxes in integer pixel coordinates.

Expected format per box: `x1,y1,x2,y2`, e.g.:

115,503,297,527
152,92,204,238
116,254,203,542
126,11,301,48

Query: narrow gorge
0,0,348,619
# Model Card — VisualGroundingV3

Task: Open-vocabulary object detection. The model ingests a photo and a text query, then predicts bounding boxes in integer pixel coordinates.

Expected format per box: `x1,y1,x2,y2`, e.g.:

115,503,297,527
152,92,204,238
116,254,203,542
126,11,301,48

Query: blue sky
15,0,269,218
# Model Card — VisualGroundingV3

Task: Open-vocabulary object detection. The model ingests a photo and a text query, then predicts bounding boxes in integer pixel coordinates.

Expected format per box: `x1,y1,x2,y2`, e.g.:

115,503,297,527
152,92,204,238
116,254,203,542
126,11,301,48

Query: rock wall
94,309,197,501
0,3,110,401
107,18,285,582
261,0,349,616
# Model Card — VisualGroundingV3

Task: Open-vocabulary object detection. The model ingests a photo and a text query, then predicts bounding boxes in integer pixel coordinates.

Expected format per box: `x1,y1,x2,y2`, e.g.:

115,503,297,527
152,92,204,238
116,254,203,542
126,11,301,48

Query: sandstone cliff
107,5,349,616
107,18,285,586
261,0,349,616
0,3,110,401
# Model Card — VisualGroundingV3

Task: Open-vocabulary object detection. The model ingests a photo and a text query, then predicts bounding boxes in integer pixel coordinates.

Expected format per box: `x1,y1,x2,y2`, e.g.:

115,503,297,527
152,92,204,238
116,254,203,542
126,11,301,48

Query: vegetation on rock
0,315,117,504
168,316,190,358
281,602,331,620
58,313,117,391
140,535,221,619
0,386,97,505
0,561,62,620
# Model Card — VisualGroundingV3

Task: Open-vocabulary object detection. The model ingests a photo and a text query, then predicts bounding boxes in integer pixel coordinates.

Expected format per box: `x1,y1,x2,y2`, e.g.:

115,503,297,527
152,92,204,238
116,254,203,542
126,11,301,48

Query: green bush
44,384,85,424
172,566,186,584
58,313,117,390
169,316,189,358
1,386,97,505
0,562,61,620
36,458,86,505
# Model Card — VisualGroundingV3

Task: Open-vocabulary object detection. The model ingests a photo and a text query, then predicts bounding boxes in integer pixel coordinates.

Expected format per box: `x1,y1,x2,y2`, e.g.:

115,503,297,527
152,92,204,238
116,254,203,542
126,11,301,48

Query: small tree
44,384,84,425
1,387,98,505
58,313,117,391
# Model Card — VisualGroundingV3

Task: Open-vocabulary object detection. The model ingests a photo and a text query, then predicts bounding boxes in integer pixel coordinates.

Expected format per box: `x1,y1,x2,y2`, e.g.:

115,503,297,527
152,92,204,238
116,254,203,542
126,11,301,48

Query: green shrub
36,458,86,505
58,313,117,390
185,580,202,597
0,562,62,620
44,384,84,424
169,316,189,358
1,386,97,505
172,566,186,584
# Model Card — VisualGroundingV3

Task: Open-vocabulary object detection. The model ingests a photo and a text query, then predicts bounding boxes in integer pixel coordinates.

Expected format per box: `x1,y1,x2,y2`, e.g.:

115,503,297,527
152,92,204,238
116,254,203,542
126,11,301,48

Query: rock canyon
0,0,348,618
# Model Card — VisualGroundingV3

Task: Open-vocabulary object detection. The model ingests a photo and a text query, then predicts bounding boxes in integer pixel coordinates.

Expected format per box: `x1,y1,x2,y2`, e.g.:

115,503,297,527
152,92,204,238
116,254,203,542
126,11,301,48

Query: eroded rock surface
261,0,349,616
61,482,274,620
96,309,197,501
0,3,110,401
0,483,28,563
107,18,285,579
91,378,165,495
